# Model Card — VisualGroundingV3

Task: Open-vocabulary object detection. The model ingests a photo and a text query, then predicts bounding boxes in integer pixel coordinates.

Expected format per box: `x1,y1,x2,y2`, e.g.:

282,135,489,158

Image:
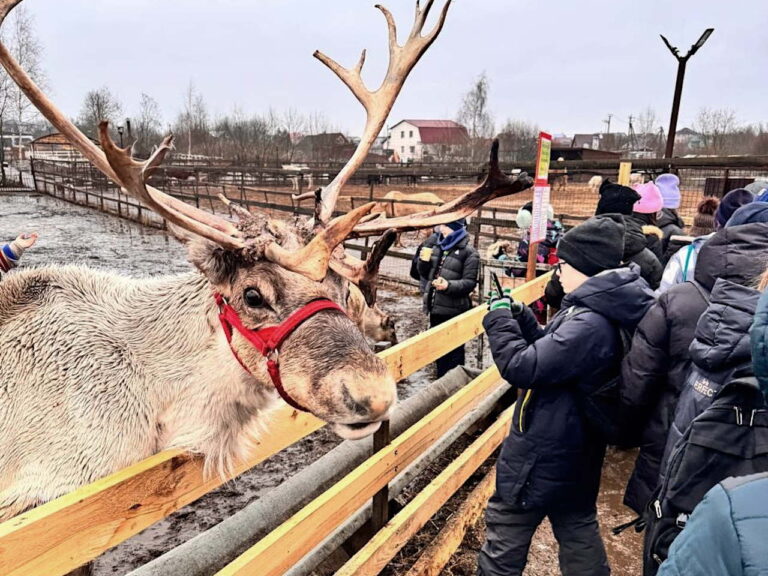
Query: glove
487,287,524,316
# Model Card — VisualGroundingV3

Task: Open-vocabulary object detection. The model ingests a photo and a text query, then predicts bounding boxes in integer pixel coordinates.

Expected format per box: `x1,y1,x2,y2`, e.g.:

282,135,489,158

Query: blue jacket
752,290,768,401
483,265,654,511
659,472,768,576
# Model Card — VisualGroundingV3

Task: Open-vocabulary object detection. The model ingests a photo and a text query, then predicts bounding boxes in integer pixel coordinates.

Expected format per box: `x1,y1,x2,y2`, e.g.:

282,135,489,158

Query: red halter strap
214,293,346,412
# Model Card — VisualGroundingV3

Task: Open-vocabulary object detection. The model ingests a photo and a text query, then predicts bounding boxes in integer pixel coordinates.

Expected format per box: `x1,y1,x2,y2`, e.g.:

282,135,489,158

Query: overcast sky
25,0,768,138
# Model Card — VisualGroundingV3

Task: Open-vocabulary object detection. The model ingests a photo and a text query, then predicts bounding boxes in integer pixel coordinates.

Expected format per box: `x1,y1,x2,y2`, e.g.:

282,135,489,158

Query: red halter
214,293,346,412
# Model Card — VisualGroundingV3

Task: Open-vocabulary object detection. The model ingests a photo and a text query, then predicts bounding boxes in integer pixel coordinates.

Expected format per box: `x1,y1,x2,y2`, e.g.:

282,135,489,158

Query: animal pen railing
0,272,551,576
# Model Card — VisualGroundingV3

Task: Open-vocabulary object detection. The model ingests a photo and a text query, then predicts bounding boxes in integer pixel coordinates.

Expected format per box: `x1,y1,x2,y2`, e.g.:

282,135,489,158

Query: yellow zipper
519,389,533,432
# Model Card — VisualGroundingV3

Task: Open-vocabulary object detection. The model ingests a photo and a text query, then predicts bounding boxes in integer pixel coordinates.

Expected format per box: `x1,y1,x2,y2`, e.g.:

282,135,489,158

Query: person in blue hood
478,214,656,576
657,279,768,576
416,217,479,377
726,198,768,227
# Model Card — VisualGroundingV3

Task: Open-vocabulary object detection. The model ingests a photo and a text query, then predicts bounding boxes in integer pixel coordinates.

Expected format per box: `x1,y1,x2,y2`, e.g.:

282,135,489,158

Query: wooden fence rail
0,274,551,576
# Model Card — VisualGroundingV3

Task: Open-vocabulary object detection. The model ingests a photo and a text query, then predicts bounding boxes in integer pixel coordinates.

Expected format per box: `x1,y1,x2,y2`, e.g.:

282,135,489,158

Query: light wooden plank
335,406,513,576
380,272,550,381
215,367,504,576
403,468,495,576
0,408,324,576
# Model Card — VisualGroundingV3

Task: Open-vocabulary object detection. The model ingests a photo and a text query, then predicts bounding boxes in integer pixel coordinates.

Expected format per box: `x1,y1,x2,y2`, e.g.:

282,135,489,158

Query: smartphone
490,271,504,296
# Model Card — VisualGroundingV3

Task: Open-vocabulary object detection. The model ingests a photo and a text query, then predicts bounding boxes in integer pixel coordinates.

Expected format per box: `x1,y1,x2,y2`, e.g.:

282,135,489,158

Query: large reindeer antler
312,0,452,223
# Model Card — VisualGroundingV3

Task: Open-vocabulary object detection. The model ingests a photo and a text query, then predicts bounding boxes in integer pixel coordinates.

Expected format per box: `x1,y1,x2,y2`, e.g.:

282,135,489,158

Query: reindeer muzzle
214,293,346,412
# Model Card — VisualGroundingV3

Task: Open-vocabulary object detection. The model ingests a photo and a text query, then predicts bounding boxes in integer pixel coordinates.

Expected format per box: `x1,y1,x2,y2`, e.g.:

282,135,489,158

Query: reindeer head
0,0,533,439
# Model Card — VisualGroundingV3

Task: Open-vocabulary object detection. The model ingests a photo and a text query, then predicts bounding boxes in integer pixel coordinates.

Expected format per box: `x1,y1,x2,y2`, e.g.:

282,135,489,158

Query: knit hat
632,182,664,214
726,202,768,227
690,198,719,237
745,180,768,196
595,180,641,216
557,214,625,277
655,174,681,209
715,188,754,229
445,218,467,232
516,202,555,229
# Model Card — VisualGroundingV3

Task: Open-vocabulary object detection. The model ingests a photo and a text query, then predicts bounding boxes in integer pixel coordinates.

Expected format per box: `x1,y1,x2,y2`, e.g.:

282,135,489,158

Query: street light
661,28,714,158
117,124,124,148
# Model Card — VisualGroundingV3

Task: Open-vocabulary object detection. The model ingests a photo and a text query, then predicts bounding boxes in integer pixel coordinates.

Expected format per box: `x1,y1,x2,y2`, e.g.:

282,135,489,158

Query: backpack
643,378,768,576
568,306,634,445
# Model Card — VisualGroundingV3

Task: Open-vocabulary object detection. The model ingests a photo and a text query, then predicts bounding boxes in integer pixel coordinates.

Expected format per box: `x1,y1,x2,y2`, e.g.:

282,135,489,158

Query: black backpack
568,306,634,445
643,378,768,576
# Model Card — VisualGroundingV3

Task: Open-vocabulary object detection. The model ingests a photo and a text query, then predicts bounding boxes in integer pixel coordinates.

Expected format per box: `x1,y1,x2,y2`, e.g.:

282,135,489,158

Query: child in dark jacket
0,233,37,278
478,215,655,576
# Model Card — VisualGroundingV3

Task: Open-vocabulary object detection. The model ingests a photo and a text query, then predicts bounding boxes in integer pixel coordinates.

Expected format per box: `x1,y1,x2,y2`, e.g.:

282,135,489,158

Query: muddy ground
1,191,643,575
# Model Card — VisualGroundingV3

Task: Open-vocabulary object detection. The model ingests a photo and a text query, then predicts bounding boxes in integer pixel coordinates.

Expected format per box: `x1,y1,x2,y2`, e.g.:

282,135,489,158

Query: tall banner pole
526,132,552,282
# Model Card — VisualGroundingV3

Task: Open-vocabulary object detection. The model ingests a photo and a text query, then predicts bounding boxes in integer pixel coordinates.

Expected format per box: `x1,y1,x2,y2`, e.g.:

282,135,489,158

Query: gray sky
27,0,768,137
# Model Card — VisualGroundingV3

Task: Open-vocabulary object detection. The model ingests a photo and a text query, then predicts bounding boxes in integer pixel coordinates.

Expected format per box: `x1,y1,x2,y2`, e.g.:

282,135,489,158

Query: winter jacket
658,472,768,576
657,234,713,295
658,208,684,255
752,290,768,401
484,265,654,511
660,278,760,478
417,235,479,317
620,222,768,514
630,213,665,260
624,217,663,290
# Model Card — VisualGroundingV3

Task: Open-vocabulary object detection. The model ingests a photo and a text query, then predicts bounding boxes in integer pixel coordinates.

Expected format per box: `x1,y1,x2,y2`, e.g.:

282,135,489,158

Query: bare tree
457,72,494,162
132,93,162,158
281,107,306,162
694,107,738,155
77,87,122,139
497,119,539,163
174,81,209,157
635,106,663,154
5,6,45,179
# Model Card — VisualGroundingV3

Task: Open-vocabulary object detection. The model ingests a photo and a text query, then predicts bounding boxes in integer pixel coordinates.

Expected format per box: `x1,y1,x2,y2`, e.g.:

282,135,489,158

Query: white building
386,119,469,162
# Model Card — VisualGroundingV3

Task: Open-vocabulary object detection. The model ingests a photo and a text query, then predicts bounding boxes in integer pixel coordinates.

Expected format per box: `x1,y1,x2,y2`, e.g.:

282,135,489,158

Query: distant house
674,127,705,151
295,132,352,162
387,120,470,162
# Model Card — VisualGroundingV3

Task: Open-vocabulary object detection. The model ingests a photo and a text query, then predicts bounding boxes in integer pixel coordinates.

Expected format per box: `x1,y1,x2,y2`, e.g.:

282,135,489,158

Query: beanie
632,182,664,214
655,174,681,209
557,214,625,277
690,197,719,237
715,188,754,229
596,180,641,216
446,218,467,232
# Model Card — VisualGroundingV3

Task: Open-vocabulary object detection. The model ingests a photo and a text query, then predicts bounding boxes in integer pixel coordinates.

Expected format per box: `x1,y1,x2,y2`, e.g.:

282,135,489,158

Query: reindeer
347,283,398,346
374,190,445,246
0,0,531,540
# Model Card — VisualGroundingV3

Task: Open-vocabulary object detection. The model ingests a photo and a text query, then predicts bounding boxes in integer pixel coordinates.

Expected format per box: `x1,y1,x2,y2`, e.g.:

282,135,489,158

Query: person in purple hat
655,174,685,260
715,188,754,229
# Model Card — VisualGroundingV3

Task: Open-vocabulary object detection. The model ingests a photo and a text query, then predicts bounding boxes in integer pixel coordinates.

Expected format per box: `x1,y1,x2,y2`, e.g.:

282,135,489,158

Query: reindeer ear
186,236,239,287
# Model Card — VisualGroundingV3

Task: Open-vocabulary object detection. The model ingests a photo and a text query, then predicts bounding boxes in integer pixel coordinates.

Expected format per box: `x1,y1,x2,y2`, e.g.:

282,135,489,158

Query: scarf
439,227,467,251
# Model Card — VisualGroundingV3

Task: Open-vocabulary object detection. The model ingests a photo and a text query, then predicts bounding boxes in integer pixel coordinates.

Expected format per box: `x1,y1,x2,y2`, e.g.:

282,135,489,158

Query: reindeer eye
243,288,264,308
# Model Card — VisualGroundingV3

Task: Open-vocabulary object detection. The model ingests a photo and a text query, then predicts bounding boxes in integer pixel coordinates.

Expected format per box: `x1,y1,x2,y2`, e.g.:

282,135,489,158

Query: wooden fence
0,273,551,576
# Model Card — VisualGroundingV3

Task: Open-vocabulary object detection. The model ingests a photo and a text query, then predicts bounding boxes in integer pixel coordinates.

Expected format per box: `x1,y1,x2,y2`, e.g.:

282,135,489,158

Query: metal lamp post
661,28,714,158
117,124,124,148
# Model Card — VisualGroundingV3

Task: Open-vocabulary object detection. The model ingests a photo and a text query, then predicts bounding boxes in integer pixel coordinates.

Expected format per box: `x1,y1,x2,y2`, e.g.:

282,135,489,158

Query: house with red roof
386,119,470,162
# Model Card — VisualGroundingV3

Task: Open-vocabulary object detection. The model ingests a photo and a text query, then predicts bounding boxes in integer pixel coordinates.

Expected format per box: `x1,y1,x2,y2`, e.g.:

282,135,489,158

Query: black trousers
429,313,465,378
477,494,610,576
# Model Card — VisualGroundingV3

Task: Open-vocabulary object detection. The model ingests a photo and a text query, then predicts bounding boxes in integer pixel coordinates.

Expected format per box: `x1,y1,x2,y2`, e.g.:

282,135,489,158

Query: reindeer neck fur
0,266,280,493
